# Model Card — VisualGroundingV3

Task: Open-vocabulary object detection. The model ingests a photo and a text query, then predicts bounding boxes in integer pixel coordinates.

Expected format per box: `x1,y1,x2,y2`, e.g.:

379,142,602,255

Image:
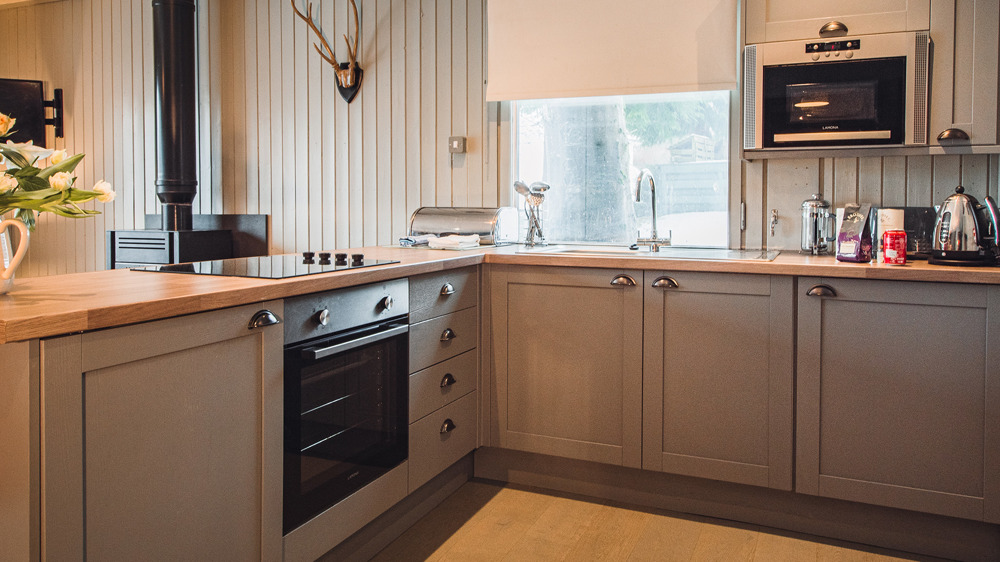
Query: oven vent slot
912,31,929,144
118,235,168,251
743,45,757,150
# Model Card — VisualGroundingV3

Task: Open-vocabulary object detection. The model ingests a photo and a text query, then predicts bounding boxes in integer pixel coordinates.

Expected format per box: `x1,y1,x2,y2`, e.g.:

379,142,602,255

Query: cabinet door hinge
740,201,747,232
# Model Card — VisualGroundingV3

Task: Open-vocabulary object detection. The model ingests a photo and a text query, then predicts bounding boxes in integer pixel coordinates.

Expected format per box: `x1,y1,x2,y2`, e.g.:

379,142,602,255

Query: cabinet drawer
409,267,479,323
409,307,478,372
408,391,477,492
409,350,478,423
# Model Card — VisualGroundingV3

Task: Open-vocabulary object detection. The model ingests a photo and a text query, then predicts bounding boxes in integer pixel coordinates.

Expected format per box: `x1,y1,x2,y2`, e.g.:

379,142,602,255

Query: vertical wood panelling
6,0,491,278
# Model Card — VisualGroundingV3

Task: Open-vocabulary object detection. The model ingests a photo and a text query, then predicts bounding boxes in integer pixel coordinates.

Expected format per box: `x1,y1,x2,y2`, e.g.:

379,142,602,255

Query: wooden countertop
3,245,1000,344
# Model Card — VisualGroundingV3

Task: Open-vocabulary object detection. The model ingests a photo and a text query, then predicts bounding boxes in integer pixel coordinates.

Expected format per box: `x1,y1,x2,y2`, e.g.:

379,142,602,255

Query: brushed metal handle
610,275,636,287
651,276,679,289
937,128,971,142
819,20,848,37
440,373,457,388
248,310,281,329
806,284,837,298
440,282,456,296
440,419,457,434
440,328,457,341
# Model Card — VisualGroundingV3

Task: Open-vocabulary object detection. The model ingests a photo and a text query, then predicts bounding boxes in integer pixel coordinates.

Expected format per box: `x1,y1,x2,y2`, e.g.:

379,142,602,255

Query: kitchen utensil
929,185,1000,266
515,180,548,246
801,194,835,255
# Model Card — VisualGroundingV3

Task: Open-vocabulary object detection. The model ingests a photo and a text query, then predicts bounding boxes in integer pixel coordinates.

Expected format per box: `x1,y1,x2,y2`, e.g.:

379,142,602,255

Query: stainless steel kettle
930,185,1000,265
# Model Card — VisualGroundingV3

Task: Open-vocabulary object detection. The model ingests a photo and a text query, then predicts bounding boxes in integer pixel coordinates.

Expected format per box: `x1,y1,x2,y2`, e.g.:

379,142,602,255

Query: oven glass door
283,320,408,534
762,57,905,147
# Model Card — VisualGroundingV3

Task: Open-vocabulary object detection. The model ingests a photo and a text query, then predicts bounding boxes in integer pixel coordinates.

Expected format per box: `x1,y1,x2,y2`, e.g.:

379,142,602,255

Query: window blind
486,0,739,101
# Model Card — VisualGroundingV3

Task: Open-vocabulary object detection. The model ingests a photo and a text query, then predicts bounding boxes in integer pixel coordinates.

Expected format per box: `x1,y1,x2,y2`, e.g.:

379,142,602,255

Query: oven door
283,319,409,535
762,57,905,147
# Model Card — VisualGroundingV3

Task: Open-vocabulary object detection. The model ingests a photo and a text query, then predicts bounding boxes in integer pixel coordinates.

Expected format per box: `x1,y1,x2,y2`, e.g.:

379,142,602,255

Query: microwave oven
743,31,929,150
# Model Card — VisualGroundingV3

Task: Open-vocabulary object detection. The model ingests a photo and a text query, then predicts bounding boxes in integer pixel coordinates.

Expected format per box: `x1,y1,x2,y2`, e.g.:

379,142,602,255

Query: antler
290,0,341,69
343,0,360,71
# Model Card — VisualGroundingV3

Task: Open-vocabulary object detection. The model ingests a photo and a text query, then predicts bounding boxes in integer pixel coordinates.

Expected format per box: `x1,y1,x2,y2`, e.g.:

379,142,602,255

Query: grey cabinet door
38,301,285,561
490,265,644,468
642,272,794,490
929,0,1000,146
797,278,1000,523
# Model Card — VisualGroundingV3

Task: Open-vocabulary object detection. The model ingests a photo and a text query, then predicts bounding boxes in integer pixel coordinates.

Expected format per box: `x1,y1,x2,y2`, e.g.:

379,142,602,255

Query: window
513,91,730,247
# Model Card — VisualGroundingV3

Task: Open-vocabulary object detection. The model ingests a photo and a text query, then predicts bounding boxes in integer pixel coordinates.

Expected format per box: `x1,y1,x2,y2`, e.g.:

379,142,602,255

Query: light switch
448,136,467,154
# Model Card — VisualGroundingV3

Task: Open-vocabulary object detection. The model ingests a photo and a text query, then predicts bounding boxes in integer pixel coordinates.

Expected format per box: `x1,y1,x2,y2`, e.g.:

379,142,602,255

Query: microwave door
762,57,906,147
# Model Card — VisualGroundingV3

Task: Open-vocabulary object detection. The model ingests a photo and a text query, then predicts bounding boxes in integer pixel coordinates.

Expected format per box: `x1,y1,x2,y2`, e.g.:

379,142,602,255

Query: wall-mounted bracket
44,88,64,138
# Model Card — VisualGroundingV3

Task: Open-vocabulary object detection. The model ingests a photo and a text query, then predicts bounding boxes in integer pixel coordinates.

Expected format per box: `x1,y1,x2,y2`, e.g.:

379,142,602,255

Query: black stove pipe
153,0,197,231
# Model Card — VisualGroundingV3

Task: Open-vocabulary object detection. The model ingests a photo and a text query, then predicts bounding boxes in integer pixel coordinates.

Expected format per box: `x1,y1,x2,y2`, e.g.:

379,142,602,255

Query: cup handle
0,219,29,281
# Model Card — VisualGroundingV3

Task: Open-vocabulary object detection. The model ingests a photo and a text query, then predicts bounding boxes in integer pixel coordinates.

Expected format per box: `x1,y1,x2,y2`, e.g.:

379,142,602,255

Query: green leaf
13,165,40,178
37,153,85,179
0,146,30,169
19,176,50,192
15,209,36,231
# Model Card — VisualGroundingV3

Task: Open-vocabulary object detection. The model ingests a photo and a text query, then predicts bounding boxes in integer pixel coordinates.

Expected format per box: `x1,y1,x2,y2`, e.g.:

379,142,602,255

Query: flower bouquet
0,111,115,231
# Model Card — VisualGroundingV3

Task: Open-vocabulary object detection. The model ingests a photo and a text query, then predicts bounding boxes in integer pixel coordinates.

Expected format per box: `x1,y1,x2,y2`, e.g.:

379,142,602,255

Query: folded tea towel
399,234,436,247
428,234,481,250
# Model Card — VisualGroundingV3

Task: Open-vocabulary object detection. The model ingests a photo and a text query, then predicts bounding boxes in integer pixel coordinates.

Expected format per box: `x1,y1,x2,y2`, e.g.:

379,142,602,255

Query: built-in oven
282,279,410,535
744,31,929,150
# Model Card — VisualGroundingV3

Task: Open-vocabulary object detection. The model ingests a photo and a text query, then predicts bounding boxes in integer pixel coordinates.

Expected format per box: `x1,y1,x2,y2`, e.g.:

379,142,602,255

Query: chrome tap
635,169,671,251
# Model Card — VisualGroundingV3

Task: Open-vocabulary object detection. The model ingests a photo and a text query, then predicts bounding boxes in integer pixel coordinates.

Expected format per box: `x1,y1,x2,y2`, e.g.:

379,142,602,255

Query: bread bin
408,207,518,245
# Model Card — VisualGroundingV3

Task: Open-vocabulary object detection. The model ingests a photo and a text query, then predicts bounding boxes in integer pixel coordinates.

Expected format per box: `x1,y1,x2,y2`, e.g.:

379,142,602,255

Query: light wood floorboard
372,482,953,562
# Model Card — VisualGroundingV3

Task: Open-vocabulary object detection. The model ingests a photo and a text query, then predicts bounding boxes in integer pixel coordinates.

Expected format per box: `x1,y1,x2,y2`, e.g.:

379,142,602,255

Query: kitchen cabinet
642,272,794,490
489,265,644,468
37,301,284,561
407,267,479,493
746,0,930,44
797,278,1000,523
928,0,1000,146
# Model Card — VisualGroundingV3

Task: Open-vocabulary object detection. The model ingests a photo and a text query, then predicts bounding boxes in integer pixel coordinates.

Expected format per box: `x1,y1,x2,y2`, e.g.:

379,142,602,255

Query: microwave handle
303,324,409,361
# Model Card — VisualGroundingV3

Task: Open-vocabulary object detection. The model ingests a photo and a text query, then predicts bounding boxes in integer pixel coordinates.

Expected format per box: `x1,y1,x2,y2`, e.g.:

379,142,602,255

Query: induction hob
131,252,398,279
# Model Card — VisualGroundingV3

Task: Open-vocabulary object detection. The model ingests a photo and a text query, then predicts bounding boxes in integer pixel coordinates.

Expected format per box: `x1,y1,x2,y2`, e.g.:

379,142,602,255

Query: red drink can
883,229,907,265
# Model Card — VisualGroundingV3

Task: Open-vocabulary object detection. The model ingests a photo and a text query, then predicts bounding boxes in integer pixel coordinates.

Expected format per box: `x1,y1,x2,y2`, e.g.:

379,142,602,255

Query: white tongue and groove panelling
743,154,1000,251
0,0,498,278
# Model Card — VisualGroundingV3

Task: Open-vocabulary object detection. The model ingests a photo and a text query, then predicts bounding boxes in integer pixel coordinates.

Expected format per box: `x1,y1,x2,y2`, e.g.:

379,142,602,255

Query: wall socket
448,136,467,154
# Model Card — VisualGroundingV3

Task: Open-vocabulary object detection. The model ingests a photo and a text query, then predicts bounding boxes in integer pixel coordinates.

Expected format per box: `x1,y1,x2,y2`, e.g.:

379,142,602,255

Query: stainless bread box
408,207,518,245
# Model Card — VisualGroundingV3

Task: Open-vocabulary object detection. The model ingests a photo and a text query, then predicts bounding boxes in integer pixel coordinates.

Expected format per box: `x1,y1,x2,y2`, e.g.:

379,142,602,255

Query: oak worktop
3,245,1000,344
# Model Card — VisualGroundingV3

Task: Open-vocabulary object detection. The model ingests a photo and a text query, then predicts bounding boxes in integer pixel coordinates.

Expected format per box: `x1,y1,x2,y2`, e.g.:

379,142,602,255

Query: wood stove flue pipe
153,0,197,231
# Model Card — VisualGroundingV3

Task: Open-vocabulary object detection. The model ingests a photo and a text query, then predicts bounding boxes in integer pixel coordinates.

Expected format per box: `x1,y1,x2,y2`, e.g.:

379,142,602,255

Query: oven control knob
845,51,854,59
811,53,820,61
316,309,330,326
378,296,394,312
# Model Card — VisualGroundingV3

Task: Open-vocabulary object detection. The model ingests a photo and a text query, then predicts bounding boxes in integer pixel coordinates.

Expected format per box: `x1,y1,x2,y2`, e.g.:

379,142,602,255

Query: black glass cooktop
132,252,398,279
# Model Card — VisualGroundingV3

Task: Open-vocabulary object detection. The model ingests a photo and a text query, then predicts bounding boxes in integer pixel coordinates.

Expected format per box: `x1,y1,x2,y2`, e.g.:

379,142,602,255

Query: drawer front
409,350,478,423
409,307,478,372
409,267,479,323
408,391,477,492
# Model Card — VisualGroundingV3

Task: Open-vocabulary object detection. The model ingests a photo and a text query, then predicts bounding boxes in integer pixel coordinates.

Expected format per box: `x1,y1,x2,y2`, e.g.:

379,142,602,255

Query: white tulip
0,174,17,193
49,171,74,191
0,113,14,137
50,150,67,165
92,180,115,203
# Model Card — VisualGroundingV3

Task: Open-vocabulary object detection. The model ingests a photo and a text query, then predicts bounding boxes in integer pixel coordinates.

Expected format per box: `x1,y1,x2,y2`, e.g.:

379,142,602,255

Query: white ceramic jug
1,219,29,295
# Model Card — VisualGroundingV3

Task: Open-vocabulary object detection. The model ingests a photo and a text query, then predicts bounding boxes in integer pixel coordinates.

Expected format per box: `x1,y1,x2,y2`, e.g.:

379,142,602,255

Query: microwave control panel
806,40,861,53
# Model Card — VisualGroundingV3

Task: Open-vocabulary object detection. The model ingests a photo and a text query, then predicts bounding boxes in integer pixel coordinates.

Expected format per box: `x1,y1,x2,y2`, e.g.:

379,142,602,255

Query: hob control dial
316,308,330,326
378,295,394,312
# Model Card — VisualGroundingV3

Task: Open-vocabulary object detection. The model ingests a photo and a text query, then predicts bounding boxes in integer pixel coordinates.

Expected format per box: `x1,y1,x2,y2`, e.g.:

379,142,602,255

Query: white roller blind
486,0,739,101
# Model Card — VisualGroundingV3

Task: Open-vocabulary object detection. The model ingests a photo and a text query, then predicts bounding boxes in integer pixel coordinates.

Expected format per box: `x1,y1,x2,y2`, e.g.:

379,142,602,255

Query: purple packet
836,204,874,262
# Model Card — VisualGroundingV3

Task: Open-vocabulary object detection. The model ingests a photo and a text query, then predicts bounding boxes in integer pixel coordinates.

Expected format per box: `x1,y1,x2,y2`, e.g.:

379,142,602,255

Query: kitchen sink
516,245,780,261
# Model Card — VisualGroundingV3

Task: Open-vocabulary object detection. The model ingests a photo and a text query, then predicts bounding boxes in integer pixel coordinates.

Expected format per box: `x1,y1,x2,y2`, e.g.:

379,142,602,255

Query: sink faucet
635,169,671,251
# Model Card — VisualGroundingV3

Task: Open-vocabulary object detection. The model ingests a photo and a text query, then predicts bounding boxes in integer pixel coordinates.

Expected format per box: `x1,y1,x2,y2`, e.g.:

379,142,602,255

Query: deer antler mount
291,0,363,103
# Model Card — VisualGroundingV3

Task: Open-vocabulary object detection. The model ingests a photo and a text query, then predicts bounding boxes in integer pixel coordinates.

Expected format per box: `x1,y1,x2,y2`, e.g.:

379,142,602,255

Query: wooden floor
372,482,950,562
